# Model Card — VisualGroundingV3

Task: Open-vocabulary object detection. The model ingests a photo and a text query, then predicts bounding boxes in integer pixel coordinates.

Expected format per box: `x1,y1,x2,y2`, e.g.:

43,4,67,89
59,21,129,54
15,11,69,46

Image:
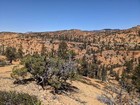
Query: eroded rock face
0,26,140,77
0,26,140,65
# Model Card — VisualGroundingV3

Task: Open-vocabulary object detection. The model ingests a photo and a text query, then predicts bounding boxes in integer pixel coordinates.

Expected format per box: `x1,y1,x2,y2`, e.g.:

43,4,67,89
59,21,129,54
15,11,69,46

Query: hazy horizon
0,25,140,33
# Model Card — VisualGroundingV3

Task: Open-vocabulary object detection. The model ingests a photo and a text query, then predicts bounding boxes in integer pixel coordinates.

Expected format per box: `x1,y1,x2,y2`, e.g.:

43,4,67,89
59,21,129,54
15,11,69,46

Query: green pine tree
5,47,17,64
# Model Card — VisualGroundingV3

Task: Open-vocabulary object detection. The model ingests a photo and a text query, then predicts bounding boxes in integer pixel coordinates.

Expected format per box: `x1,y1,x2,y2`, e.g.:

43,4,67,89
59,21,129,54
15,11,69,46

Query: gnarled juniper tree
13,54,78,93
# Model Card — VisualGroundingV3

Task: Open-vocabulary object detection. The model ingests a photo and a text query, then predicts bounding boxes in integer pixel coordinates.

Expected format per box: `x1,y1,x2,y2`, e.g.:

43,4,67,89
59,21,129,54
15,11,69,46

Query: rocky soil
0,62,105,105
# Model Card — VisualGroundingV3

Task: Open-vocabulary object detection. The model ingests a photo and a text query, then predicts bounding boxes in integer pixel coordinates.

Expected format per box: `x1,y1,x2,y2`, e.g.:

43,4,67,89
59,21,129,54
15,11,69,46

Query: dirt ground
0,62,105,105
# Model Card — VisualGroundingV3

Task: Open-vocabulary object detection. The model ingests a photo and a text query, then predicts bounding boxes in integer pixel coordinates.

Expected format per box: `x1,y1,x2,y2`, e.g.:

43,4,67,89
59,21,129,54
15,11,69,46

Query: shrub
98,85,136,105
0,91,41,105
0,60,7,67
97,95,114,105
21,54,46,76
11,66,28,83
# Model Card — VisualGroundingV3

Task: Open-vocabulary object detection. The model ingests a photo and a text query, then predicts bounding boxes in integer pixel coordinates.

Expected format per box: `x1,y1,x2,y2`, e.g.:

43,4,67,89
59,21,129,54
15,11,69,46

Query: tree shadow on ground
13,78,34,85
79,76,101,89
50,82,79,95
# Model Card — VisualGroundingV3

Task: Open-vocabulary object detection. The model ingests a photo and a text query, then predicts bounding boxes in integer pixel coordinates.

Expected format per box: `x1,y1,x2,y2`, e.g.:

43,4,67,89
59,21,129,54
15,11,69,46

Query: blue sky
0,0,140,32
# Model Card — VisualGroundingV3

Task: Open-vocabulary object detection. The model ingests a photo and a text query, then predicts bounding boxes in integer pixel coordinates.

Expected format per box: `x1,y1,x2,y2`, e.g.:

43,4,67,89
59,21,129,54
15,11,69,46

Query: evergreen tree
58,41,68,59
80,55,88,76
124,60,133,73
132,62,140,93
121,60,134,93
101,65,107,81
68,50,76,60
50,45,55,57
5,47,16,64
2,44,5,55
17,44,24,59
41,43,47,56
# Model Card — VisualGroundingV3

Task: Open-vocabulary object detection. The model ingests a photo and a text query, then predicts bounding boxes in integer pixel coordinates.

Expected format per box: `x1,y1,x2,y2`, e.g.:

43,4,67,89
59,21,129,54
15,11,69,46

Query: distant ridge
0,25,140,33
